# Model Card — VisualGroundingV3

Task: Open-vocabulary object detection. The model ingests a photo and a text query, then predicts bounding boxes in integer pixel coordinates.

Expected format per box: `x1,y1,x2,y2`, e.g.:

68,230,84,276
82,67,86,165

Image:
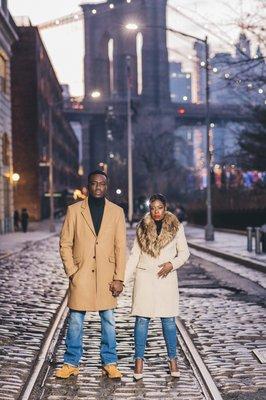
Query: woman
125,194,190,380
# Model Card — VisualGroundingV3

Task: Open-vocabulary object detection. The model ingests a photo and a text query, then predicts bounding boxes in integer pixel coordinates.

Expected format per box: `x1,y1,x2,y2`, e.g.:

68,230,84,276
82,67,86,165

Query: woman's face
150,200,166,221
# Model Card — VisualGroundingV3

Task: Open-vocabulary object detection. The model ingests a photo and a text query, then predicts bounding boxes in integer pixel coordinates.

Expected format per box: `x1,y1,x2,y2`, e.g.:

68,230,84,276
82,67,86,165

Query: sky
8,0,259,97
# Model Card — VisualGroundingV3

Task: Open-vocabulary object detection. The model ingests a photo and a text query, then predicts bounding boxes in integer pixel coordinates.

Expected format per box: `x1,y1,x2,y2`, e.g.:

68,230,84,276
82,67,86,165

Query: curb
188,241,266,273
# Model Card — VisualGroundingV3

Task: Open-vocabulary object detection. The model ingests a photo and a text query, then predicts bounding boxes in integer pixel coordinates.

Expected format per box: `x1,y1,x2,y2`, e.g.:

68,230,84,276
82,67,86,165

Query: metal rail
19,302,224,400
19,296,69,400
177,318,224,400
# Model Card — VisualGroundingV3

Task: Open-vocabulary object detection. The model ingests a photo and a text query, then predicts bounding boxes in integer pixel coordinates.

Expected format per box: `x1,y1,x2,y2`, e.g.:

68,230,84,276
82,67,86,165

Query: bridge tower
82,0,170,106
81,0,175,190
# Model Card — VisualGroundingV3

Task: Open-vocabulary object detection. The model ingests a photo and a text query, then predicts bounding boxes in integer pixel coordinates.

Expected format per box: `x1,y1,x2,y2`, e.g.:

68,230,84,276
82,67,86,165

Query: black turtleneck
155,220,163,236
88,196,105,236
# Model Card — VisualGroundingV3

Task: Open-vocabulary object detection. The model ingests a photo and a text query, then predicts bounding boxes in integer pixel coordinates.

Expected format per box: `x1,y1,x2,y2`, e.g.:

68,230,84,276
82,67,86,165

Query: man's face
88,174,107,198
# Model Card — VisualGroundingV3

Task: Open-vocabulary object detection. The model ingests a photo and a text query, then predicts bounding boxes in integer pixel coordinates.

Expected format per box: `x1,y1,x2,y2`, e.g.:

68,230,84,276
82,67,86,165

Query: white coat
125,212,190,318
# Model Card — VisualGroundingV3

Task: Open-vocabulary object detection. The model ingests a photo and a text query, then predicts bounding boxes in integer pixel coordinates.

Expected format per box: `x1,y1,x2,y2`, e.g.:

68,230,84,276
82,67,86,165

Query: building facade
169,62,192,103
11,25,79,220
0,0,18,233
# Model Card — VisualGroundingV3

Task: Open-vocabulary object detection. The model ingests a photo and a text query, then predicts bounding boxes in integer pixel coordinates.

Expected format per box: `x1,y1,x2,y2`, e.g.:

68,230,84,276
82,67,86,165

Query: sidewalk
185,224,266,270
0,218,62,258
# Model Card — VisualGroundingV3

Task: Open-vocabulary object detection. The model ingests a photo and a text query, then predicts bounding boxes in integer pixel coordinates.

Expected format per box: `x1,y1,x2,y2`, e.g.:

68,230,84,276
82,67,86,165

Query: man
55,170,126,379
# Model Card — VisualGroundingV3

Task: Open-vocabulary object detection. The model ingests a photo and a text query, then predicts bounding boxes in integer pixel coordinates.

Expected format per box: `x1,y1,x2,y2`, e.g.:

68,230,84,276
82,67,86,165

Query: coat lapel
81,198,96,236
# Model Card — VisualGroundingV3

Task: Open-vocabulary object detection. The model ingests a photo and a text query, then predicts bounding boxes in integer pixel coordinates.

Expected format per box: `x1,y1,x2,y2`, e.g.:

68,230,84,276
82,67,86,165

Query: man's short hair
88,170,108,183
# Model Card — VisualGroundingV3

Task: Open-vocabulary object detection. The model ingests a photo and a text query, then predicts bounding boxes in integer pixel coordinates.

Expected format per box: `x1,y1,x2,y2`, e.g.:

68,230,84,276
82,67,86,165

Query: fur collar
136,211,180,258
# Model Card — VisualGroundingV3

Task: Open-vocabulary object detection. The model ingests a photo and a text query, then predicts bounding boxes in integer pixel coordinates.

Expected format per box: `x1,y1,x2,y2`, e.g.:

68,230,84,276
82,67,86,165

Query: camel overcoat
59,197,126,311
125,212,190,318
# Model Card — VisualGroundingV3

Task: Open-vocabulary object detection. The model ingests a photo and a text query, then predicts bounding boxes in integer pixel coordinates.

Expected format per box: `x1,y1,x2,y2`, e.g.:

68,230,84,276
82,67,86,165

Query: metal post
204,36,214,241
255,227,261,254
246,227,253,252
126,55,133,225
49,106,55,233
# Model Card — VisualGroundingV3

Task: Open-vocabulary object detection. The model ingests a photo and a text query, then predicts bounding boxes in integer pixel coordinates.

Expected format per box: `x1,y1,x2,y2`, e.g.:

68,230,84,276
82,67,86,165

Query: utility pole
48,105,55,233
126,55,133,226
204,36,214,240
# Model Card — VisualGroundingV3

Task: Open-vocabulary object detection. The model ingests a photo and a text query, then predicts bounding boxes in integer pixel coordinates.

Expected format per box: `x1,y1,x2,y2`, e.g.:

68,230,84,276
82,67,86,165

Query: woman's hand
157,262,173,278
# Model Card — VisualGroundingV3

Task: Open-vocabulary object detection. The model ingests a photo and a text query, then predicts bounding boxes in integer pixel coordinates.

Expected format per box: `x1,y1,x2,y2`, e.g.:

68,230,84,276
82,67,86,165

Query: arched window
108,38,114,95
136,32,143,95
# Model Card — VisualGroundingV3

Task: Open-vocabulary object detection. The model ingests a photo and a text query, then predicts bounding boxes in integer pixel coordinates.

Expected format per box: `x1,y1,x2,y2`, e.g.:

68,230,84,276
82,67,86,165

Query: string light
200,61,205,67
213,67,218,72
109,3,114,9
92,9,97,14
258,88,263,94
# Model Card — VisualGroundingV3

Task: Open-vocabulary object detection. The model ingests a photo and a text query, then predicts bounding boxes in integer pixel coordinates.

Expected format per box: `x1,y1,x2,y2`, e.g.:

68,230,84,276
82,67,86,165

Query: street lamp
125,23,214,240
12,173,20,182
12,172,20,194
91,90,101,99
48,105,55,233
126,55,133,226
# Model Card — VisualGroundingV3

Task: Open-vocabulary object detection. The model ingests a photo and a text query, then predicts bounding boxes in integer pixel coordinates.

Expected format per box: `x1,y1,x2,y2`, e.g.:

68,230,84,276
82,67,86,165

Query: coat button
96,242,98,245
92,269,95,272
93,256,96,259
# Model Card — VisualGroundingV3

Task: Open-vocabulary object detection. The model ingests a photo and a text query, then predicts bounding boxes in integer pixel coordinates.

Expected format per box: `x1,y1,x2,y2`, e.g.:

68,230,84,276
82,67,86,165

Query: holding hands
109,280,124,297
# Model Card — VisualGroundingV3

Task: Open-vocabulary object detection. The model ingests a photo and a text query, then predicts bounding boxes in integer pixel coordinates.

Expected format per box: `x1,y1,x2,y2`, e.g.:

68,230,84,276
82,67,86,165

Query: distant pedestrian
56,170,126,380
14,210,20,231
21,208,29,233
125,193,190,380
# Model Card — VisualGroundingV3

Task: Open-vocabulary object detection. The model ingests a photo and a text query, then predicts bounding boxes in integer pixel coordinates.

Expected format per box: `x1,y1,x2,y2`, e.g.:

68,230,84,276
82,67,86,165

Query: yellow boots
55,364,79,379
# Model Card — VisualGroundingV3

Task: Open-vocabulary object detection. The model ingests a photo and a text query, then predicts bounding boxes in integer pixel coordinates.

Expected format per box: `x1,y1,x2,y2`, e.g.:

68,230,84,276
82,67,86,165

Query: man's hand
109,280,124,297
157,262,173,278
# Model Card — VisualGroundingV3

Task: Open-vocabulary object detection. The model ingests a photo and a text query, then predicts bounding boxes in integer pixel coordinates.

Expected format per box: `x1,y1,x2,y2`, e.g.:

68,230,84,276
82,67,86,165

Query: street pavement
0,236,67,400
178,256,266,400
185,225,266,266
0,219,62,258
0,228,265,399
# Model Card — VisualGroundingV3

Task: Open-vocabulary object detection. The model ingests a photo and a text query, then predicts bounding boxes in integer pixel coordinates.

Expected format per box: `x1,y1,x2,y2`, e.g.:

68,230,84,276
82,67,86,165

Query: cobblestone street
0,236,67,400
0,232,265,400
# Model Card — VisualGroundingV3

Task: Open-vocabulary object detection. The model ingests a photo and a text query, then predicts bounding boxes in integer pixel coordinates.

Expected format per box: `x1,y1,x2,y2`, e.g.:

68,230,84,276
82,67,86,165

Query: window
108,38,114,94
2,133,10,166
0,54,7,94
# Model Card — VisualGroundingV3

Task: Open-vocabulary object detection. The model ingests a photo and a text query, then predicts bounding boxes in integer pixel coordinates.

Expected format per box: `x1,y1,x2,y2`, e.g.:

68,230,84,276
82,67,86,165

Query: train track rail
19,291,224,400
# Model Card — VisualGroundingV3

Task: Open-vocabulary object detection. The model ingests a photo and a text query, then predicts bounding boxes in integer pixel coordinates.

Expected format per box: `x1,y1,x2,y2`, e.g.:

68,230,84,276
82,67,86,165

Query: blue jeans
134,316,177,360
64,309,118,366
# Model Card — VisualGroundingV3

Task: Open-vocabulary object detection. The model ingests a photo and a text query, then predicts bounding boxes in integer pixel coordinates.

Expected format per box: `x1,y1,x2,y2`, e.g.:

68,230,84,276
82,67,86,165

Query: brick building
11,24,79,220
0,0,18,233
